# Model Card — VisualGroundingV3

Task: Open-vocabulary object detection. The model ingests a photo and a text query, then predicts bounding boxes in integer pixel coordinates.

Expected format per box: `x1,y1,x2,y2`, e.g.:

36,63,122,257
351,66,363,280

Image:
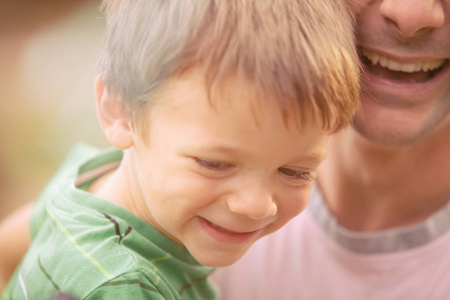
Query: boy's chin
194,248,249,268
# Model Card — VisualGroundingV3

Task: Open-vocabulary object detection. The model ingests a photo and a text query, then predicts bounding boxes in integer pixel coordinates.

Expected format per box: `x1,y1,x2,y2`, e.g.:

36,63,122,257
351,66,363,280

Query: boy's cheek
265,187,313,234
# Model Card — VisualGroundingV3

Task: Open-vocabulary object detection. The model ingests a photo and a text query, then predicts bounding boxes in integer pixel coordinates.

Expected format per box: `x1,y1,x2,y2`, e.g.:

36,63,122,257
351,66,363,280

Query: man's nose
226,187,277,220
380,0,445,37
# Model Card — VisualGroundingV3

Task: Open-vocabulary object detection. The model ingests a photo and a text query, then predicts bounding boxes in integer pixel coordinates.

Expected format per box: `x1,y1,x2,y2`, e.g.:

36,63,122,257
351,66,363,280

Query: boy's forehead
213,73,322,131
158,68,319,132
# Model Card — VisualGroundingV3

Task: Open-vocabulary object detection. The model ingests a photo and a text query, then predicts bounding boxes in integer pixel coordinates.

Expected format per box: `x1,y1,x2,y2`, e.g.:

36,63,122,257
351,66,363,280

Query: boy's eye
194,158,233,171
278,167,316,182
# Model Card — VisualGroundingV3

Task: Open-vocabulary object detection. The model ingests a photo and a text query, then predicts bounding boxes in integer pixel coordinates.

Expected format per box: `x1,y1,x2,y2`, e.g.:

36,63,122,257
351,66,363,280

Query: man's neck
317,122,450,232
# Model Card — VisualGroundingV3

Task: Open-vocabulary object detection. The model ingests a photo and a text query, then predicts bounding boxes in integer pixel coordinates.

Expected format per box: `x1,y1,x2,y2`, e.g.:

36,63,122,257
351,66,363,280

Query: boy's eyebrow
193,144,245,155
296,154,327,167
280,150,328,167
191,145,327,166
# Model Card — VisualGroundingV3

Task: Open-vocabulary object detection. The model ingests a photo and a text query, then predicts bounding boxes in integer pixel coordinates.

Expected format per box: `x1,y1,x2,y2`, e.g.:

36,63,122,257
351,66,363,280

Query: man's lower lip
360,60,450,102
198,217,261,244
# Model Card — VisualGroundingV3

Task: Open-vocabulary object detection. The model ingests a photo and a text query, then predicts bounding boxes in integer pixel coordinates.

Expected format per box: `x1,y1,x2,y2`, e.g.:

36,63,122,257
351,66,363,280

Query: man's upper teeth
362,49,445,73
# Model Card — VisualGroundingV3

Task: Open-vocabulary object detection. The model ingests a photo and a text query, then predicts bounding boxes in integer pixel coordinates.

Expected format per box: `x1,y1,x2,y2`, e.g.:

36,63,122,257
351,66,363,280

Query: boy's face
126,69,328,267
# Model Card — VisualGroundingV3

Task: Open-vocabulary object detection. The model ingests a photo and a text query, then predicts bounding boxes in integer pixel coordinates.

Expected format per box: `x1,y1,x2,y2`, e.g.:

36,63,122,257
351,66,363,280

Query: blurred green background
0,0,109,221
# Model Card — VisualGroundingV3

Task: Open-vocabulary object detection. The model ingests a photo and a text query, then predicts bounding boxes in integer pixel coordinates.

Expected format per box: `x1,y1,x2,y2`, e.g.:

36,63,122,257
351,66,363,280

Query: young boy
1,0,359,299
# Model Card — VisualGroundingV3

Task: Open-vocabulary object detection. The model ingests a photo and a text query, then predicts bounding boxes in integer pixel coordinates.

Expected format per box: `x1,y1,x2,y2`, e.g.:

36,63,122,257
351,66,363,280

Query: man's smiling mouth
360,48,448,83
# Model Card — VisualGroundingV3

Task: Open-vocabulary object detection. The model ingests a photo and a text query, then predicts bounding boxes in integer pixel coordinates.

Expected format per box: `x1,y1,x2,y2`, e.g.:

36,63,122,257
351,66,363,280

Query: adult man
213,0,450,299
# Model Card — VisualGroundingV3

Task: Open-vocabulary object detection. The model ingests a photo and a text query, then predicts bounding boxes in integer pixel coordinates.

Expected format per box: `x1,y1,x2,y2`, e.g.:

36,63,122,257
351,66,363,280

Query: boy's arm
85,273,167,300
0,202,33,289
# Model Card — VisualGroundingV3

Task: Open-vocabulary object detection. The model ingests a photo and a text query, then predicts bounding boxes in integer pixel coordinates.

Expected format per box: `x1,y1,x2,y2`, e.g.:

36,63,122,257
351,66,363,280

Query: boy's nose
226,189,277,220
380,0,445,37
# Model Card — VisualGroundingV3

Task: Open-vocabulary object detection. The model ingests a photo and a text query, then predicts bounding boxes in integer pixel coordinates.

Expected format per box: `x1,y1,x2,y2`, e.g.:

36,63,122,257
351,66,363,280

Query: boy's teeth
210,222,235,234
362,49,446,73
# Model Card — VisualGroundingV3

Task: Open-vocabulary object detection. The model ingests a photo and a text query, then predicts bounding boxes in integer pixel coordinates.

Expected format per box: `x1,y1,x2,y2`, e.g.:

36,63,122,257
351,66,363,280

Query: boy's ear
95,76,134,150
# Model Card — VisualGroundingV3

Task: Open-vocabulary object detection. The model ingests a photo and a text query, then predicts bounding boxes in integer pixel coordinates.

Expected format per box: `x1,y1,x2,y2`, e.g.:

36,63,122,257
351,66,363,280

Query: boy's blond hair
97,0,360,133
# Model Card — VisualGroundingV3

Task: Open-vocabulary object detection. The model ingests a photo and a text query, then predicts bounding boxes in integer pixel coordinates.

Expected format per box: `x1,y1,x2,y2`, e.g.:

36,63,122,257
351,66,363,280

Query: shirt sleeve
30,143,99,238
84,272,176,300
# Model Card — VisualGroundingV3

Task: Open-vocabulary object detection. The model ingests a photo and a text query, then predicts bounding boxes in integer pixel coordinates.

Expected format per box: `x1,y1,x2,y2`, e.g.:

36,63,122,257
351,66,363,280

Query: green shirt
2,144,217,300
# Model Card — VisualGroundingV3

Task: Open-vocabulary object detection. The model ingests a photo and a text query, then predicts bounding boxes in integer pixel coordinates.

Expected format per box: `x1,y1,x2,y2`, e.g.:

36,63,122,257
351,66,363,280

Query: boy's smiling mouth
208,220,260,235
198,217,263,244
360,48,448,83
209,221,242,235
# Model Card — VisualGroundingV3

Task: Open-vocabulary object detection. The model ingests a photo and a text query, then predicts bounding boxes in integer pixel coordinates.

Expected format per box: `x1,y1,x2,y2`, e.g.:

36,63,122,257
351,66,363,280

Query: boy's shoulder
29,144,119,237
21,198,215,299
4,144,216,299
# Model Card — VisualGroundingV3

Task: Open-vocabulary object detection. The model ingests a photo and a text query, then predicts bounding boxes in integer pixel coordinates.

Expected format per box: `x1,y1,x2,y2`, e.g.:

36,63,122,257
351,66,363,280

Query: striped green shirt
2,144,217,300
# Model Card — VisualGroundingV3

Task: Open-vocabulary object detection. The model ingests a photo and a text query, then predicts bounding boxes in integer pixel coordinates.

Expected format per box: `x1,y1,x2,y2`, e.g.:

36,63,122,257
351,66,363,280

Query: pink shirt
213,186,450,300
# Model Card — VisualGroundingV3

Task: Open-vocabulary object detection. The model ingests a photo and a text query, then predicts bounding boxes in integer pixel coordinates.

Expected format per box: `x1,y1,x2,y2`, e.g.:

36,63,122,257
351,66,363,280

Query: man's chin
350,89,450,147
351,112,433,147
